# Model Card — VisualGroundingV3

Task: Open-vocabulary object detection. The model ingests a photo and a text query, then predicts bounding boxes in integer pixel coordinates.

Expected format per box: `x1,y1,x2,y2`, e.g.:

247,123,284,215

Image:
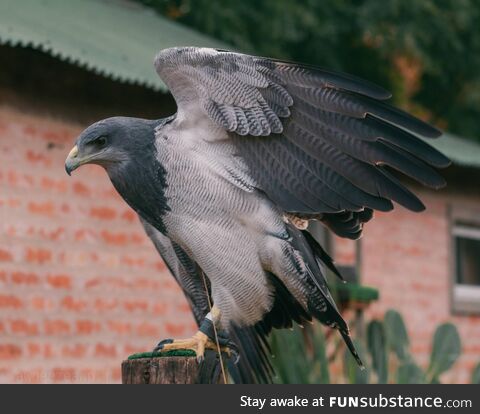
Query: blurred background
0,0,479,383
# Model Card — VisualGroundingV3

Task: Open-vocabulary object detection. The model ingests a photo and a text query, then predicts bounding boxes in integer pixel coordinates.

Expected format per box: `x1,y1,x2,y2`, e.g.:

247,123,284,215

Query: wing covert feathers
155,47,449,230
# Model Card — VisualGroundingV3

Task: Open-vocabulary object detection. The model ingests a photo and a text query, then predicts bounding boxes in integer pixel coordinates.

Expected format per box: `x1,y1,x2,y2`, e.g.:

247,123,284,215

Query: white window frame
452,222,480,314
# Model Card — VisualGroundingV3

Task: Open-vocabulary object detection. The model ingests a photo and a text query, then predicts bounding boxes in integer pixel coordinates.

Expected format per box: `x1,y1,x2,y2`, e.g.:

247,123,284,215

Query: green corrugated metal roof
0,0,228,91
428,133,480,169
0,0,479,169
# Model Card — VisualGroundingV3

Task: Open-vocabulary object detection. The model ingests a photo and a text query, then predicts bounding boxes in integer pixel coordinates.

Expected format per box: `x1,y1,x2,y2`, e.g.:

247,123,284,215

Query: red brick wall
0,106,196,383
360,191,480,383
1,103,479,384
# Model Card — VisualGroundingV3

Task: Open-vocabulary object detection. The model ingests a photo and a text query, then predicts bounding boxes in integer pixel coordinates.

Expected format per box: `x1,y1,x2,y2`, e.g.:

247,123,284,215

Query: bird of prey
65,47,450,383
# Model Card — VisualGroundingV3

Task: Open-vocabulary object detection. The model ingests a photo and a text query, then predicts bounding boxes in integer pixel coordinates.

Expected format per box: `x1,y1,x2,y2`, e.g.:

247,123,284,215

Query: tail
288,224,364,368
227,324,274,383
301,229,344,281
340,328,364,369
228,271,313,383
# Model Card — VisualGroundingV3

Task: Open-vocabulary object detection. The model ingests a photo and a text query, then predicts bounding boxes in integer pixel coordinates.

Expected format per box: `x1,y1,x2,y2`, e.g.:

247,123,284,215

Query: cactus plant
269,308,463,384
366,320,388,383
426,323,461,383
384,309,409,362
343,339,370,384
310,324,330,384
270,324,331,384
396,362,427,384
367,312,461,384
270,324,311,384
471,362,480,384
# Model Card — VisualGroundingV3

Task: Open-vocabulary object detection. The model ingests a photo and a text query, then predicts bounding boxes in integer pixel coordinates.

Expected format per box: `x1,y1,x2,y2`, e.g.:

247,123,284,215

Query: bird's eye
94,136,107,147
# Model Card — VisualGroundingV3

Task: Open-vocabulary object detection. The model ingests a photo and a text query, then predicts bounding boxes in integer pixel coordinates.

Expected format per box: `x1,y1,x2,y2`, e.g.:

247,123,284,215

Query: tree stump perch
121,350,224,384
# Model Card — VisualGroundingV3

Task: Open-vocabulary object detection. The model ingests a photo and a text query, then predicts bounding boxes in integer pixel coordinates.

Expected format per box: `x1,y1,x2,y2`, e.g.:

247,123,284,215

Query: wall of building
1,45,479,384
2,101,479,383
341,188,480,384
0,106,197,383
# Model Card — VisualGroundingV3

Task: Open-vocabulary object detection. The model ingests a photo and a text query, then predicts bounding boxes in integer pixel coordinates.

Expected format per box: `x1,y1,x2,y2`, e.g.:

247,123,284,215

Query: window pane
456,236,480,286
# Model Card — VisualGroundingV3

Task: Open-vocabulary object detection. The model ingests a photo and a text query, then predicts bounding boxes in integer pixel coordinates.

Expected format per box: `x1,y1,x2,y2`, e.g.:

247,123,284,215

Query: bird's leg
154,305,235,362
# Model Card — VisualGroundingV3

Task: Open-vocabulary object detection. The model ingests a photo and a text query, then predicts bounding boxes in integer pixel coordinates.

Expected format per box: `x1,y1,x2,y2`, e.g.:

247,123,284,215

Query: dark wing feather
287,224,364,367
140,219,209,324
154,47,450,236
320,209,374,240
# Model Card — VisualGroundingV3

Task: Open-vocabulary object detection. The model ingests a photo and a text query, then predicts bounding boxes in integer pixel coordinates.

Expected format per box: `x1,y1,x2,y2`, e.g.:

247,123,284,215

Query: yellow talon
155,331,232,362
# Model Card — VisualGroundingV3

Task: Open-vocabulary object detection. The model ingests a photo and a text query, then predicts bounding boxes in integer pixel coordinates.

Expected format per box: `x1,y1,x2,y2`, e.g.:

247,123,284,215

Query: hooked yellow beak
65,145,79,176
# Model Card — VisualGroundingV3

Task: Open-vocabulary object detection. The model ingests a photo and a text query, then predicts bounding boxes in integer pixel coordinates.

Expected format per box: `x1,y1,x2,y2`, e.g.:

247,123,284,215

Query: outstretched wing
154,47,450,223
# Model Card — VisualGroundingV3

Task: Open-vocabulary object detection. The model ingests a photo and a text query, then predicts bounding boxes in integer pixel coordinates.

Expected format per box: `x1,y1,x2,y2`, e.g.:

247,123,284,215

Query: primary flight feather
65,47,450,383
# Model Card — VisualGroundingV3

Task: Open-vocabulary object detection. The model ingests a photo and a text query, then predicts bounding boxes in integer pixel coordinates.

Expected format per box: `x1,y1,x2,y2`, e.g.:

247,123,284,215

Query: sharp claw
224,340,239,363
226,347,240,364
217,337,230,347
231,349,240,364
153,338,173,352
196,354,204,364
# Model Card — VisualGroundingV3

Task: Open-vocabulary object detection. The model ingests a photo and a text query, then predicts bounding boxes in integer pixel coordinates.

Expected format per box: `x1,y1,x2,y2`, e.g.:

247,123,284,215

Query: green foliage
311,324,330,384
127,349,196,359
396,362,426,384
367,320,388,383
367,314,462,384
137,0,480,140
337,283,379,303
427,323,462,382
270,324,330,384
269,309,465,384
384,309,409,361
270,325,310,383
471,362,480,384
343,339,370,384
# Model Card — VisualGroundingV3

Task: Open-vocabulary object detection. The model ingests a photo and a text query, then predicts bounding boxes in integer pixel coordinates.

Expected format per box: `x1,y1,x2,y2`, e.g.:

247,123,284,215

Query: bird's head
65,117,157,176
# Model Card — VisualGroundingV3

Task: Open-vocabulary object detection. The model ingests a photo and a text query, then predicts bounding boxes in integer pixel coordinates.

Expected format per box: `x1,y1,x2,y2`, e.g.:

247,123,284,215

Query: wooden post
121,350,224,384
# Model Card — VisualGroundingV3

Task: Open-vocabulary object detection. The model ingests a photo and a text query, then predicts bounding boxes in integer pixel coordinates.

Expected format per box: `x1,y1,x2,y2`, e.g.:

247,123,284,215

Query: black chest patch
110,146,170,235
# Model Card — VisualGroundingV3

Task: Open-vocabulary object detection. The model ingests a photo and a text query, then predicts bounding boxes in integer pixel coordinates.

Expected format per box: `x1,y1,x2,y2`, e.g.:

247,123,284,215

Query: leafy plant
396,362,426,384
471,362,480,384
270,324,330,384
270,309,464,384
270,324,311,384
426,323,461,383
384,309,409,361
367,320,388,383
343,339,370,384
